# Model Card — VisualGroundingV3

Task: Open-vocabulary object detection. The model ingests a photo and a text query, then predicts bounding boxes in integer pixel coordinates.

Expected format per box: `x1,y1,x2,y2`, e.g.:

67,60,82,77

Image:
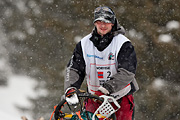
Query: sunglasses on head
94,6,114,14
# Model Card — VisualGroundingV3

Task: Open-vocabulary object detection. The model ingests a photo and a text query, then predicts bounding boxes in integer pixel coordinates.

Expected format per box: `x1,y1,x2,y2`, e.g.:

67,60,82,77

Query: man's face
94,21,114,36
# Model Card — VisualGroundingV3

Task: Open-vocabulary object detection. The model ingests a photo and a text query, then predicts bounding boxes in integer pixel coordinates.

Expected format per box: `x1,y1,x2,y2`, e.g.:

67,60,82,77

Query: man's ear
94,22,97,27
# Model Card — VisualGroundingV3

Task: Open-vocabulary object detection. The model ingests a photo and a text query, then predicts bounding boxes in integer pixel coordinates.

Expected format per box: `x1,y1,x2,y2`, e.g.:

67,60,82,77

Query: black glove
54,100,66,120
54,111,65,120
54,109,60,120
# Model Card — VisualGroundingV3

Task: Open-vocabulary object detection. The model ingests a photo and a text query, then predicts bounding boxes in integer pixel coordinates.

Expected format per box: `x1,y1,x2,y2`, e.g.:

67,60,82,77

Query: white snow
40,0,54,4
74,35,82,43
11,30,27,41
24,20,36,35
0,74,38,120
152,78,165,90
15,0,28,14
4,8,13,18
128,29,143,40
158,34,172,43
166,20,180,30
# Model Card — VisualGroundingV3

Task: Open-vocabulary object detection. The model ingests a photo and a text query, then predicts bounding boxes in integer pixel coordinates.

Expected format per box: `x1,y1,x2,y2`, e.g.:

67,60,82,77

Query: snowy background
0,19,179,120
0,0,180,120
0,74,37,120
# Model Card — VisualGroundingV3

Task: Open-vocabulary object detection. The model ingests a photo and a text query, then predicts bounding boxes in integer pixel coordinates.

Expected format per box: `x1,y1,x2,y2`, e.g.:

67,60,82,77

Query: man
63,6,139,120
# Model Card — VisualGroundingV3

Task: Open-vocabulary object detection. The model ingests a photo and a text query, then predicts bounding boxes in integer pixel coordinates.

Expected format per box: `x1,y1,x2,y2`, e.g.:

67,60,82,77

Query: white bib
81,34,130,99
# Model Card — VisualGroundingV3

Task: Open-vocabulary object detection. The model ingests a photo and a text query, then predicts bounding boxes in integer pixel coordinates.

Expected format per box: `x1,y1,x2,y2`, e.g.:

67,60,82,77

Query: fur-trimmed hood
112,18,125,36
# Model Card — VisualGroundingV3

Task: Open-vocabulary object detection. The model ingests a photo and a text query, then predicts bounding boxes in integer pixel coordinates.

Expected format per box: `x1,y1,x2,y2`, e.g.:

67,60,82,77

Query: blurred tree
0,0,180,119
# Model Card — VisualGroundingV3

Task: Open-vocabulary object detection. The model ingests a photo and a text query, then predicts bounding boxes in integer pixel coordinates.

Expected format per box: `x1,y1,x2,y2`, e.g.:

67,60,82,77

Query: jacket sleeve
102,41,139,94
64,41,86,90
117,41,137,74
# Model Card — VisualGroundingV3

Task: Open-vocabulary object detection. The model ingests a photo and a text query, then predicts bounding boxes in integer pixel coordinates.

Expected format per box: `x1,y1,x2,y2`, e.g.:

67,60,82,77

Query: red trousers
85,94,134,120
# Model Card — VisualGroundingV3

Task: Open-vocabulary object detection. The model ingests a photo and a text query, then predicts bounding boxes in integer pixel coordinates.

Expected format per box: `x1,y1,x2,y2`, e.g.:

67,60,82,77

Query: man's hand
94,86,110,96
65,87,79,105
94,90,104,96
98,86,110,95
54,109,60,120
54,106,65,120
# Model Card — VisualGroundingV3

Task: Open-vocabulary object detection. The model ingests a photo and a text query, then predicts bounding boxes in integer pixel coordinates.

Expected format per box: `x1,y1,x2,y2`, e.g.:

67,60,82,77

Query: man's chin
100,31,108,35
